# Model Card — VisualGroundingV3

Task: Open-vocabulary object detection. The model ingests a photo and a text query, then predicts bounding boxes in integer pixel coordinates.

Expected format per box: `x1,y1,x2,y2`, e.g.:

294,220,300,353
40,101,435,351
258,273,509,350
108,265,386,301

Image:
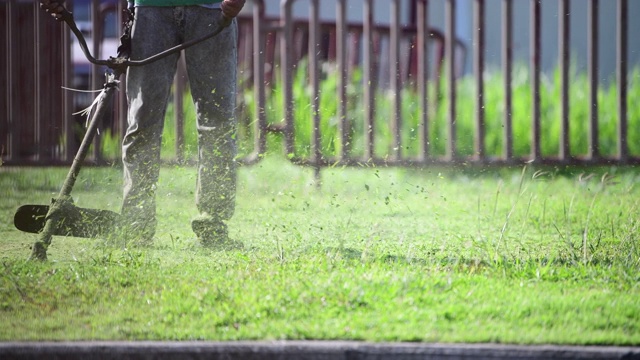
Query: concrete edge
1,341,640,360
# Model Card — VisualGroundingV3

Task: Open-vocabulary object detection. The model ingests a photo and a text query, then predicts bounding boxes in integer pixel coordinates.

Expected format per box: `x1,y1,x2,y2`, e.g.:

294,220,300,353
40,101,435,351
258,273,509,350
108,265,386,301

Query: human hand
220,0,245,19
40,0,66,20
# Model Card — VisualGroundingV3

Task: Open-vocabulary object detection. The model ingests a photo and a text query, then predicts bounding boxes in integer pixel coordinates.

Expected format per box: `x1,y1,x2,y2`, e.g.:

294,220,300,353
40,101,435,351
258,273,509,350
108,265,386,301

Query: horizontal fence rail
1,0,638,168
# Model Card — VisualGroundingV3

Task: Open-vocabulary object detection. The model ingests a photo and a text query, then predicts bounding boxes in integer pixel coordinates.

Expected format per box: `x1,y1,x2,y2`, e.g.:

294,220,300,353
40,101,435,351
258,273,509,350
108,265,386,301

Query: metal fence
1,0,125,166
1,0,637,167
239,0,636,168
1,0,70,165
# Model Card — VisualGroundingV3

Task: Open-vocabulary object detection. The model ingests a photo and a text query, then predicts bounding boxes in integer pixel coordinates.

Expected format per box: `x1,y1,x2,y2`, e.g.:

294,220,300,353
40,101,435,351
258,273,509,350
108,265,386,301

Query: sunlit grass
1,158,639,343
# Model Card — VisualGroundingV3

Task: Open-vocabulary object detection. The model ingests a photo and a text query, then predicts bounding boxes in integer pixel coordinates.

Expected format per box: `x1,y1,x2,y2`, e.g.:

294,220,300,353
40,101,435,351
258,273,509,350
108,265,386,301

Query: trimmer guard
15,204,119,238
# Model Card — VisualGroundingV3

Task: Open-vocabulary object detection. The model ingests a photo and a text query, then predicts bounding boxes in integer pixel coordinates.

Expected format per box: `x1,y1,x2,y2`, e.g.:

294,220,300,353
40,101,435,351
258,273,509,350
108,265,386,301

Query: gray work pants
122,6,237,239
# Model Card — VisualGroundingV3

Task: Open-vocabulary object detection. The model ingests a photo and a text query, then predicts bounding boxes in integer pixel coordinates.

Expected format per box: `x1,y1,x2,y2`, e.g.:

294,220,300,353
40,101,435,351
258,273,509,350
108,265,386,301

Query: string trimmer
16,3,231,260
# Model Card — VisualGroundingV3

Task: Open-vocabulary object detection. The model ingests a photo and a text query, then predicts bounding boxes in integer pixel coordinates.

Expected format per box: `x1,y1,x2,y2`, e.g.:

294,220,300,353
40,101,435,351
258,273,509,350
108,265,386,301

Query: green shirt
134,0,221,6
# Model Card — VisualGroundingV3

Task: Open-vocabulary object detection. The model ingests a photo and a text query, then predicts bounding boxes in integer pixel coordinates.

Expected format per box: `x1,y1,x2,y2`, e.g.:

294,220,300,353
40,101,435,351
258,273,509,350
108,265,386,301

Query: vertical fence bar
2,0,4,159
37,3,50,161
16,0,24,162
336,0,349,160
474,0,485,160
90,0,101,97
117,0,127,161
617,0,628,162
253,0,267,158
390,0,401,160
559,0,570,161
42,4,65,162
280,0,295,156
588,0,599,160
34,1,42,161
174,55,186,163
90,0,103,161
63,6,73,162
530,0,541,160
90,0,100,92
65,0,75,162
6,0,17,161
446,0,456,160
417,0,429,161
502,0,513,161
309,0,321,164
363,0,375,160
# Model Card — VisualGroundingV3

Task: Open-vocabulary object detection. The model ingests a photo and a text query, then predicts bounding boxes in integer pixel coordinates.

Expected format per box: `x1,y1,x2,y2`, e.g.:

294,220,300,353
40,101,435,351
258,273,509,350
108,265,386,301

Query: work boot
191,216,243,250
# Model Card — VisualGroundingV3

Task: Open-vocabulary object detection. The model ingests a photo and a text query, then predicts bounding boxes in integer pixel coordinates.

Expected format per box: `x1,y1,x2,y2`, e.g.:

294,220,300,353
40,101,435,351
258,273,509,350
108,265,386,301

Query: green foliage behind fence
100,64,640,162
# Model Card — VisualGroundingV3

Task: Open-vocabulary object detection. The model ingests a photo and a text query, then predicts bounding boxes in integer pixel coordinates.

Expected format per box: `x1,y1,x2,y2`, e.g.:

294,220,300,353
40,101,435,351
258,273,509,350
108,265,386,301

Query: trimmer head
15,204,120,239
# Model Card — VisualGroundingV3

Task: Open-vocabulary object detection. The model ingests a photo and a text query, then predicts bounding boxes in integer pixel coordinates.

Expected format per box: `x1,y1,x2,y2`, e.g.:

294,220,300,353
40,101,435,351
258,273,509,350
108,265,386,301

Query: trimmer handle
39,0,73,23
40,2,232,75
56,7,74,24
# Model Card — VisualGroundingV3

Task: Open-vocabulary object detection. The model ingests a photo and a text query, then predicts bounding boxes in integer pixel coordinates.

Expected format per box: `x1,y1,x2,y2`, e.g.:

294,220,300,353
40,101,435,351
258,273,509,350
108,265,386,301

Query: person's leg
183,8,239,246
121,6,181,242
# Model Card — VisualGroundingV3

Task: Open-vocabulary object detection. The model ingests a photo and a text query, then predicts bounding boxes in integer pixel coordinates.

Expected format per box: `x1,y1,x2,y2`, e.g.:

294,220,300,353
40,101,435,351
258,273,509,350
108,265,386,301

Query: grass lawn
0,157,639,344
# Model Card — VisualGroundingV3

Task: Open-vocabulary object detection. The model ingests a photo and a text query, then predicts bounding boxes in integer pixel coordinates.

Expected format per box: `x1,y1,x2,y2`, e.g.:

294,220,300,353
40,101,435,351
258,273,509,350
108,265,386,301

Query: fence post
588,0,599,160
63,2,73,162
390,0,402,161
34,1,42,161
417,0,429,161
309,0,321,166
363,0,375,161
474,0,485,161
117,0,127,162
445,0,456,160
559,0,570,161
502,0,513,161
530,0,541,161
252,0,267,160
90,0,104,162
6,0,18,161
280,0,295,157
336,0,349,160
174,55,186,163
617,0,628,162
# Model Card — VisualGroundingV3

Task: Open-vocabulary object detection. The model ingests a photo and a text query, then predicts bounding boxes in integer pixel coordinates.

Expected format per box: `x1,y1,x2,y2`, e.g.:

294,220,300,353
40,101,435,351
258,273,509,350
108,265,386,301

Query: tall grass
101,63,640,162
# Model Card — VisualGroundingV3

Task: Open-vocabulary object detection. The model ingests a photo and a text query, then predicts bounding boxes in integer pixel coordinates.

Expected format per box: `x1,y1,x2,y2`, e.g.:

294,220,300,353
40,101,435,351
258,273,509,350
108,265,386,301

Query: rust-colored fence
1,0,70,165
237,0,637,167
233,0,467,165
1,0,638,167
1,0,124,166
